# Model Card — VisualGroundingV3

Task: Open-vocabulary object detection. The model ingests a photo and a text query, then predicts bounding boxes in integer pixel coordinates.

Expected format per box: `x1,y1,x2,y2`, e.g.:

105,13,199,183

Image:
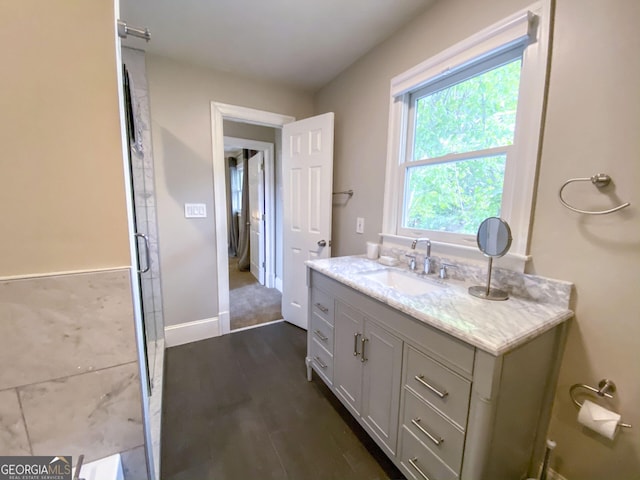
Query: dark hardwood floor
161,321,405,480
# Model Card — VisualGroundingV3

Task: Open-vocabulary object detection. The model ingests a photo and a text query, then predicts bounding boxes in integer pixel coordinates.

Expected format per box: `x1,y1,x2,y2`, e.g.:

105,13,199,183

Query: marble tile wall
0,270,138,388
148,338,164,479
0,389,30,455
0,269,145,470
122,445,149,480
20,363,142,460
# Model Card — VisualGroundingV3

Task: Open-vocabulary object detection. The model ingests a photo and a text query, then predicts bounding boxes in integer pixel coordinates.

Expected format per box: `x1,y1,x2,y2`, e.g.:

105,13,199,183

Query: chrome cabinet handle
415,375,449,398
353,333,360,356
313,330,328,342
411,418,443,446
314,302,329,313
360,337,368,362
134,233,151,274
408,457,432,480
314,356,327,369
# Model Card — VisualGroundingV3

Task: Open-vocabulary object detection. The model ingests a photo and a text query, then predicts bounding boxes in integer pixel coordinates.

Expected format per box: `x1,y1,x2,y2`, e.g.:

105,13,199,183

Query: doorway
211,103,295,335
223,136,282,330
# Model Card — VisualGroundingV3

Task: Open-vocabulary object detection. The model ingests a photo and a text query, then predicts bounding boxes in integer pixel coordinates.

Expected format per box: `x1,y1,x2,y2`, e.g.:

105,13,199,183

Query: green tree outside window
404,59,521,234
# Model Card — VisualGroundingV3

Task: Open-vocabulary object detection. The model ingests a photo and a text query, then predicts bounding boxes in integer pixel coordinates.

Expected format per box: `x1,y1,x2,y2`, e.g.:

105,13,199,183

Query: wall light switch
356,217,365,234
185,203,207,218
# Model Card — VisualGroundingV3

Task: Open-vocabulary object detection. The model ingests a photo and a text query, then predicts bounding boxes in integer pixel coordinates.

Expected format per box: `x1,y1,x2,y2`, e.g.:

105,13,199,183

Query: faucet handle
423,256,433,275
405,254,417,271
439,263,457,279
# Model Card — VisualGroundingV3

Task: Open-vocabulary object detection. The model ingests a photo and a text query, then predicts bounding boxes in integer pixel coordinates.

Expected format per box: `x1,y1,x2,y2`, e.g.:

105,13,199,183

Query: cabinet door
333,301,364,416
361,320,403,455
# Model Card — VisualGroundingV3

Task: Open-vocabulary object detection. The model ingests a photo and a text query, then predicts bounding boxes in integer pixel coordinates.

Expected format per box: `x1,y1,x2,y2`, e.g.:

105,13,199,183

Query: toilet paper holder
570,379,632,428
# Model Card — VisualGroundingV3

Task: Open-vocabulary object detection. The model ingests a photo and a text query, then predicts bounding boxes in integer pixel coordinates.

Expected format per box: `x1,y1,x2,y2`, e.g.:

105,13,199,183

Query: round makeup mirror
477,217,512,257
469,217,512,301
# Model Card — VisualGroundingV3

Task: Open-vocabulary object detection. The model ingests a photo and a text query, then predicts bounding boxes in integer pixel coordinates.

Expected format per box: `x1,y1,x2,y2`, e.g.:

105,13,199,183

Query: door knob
317,240,327,247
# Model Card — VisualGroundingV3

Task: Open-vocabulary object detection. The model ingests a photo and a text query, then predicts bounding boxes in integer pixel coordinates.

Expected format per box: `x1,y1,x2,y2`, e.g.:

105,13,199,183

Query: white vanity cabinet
306,268,568,480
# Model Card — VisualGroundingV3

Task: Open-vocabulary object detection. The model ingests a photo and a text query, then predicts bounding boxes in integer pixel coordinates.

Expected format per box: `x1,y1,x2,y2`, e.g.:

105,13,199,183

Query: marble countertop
306,256,573,356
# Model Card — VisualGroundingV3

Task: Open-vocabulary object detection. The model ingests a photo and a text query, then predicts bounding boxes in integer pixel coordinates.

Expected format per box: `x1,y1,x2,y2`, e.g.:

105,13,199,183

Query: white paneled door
248,151,265,285
282,113,334,330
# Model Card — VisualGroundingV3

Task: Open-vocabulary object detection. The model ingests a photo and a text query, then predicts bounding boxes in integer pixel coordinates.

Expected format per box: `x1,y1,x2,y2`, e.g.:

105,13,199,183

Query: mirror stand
468,256,509,301
469,217,512,301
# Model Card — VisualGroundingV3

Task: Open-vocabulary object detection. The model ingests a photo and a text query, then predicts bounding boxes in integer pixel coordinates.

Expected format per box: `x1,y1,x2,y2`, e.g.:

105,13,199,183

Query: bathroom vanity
305,256,573,480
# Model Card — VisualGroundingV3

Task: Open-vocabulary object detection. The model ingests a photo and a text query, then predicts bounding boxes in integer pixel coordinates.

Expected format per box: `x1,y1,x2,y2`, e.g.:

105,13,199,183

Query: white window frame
382,2,551,260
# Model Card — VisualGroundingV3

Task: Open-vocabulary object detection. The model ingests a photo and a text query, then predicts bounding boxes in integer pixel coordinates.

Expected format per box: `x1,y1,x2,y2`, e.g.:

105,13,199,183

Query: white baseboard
218,310,231,335
164,317,220,347
275,276,283,292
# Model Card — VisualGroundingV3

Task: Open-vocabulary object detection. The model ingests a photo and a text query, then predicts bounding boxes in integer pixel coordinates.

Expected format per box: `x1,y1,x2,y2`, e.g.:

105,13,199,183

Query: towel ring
558,173,630,215
569,379,632,428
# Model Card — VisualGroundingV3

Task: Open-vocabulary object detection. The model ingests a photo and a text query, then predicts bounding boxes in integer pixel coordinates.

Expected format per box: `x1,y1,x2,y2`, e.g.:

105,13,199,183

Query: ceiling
120,0,434,92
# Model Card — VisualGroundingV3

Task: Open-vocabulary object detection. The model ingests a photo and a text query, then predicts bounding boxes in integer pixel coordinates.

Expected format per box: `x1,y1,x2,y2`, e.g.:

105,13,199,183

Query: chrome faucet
411,238,432,274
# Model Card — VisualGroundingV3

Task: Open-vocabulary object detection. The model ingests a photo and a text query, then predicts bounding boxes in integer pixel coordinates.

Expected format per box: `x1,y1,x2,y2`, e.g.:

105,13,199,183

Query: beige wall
223,120,277,144
315,0,526,256
0,1,146,472
315,0,640,477
146,54,313,326
0,0,130,276
530,0,640,477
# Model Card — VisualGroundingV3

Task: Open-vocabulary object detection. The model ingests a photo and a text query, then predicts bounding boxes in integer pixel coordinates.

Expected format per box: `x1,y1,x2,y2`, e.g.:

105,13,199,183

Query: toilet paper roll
577,399,621,440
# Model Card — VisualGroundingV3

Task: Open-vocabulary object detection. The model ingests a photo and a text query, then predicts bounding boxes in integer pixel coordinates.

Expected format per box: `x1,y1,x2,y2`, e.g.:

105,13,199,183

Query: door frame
211,102,295,335
224,138,273,287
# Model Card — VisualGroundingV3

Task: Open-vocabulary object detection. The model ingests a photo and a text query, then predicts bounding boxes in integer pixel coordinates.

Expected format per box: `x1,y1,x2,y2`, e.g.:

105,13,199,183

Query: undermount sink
359,268,445,296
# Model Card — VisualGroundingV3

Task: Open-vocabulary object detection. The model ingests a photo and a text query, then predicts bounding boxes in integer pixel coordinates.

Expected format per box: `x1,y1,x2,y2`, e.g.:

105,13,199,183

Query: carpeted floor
229,256,282,330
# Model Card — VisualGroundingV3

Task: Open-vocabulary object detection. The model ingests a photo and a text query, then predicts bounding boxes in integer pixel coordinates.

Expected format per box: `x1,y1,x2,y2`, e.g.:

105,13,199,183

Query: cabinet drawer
310,313,334,354
405,345,471,429
310,338,333,385
403,388,464,472
311,288,334,325
400,426,458,480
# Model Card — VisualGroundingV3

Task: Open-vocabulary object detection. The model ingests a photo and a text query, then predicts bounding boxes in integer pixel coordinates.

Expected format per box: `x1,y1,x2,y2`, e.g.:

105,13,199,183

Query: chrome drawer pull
408,457,432,480
314,356,328,369
360,337,368,363
314,302,329,313
313,329,328,342
353,333,360,356
415,375,449,398
411,418,443,446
